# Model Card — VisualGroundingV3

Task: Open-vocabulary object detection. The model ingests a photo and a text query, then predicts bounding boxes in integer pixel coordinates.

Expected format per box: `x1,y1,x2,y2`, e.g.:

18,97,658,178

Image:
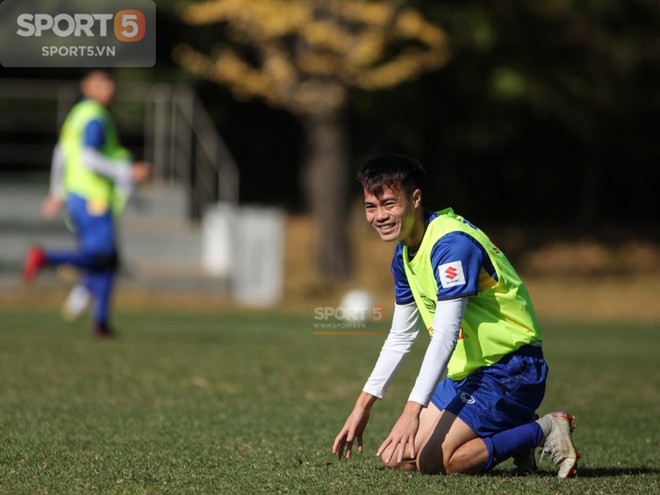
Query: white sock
535,416,553,444
63,284,91,319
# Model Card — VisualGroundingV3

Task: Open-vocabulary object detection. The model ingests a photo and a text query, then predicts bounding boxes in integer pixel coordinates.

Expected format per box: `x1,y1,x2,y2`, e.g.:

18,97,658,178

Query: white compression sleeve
407,297,468,406
362,303,420,399
81,147,132,185
49,145,65,198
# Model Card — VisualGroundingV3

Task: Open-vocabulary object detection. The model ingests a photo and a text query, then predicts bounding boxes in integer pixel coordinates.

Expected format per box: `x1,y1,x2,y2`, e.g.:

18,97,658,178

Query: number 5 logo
114,10,146,42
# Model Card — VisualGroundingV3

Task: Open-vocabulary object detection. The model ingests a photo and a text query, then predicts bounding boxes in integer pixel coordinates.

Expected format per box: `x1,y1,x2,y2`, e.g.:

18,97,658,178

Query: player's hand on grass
333,406,370,460
376,401,422,464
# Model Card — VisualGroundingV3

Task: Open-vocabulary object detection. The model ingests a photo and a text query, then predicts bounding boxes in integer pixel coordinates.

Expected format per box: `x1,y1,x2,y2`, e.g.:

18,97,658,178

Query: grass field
0,307,658,494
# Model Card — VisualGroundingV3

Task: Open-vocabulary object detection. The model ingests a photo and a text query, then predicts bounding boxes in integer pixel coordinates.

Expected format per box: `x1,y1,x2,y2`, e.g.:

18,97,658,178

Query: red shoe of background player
23,245,45,285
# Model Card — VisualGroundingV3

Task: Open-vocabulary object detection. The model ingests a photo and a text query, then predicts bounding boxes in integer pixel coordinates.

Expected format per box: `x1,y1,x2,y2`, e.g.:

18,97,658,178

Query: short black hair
80,67,115,80
358,154,427,198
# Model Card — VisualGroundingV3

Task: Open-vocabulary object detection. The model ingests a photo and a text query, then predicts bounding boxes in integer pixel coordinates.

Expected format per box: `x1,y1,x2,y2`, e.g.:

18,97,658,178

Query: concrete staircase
0,178,228,293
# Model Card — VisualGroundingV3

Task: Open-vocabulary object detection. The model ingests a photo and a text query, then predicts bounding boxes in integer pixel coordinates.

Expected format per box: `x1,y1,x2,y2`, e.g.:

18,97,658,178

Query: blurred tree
417,0,660,230
175,0,449,281
474,0,660,229
346,0,659,233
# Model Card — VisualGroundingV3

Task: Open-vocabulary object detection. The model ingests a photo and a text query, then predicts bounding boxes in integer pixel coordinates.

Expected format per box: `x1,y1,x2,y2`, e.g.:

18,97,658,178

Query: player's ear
411,188,422,208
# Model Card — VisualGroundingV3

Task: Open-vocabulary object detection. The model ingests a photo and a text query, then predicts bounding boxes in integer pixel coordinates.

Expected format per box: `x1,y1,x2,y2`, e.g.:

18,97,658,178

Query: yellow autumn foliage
176,0,449,114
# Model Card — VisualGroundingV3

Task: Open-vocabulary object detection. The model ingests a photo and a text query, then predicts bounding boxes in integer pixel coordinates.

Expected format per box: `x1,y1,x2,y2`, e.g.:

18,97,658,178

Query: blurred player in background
23,68,150,338
333,154,579,477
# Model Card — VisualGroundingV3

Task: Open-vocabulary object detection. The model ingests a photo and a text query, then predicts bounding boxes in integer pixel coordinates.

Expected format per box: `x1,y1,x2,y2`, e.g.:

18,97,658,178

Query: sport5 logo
114,10,146,42
16,11,147,42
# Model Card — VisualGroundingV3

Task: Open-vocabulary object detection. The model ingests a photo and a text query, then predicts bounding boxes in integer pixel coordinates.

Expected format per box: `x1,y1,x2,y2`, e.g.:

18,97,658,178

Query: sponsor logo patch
460,392,475,404
439,261,466,288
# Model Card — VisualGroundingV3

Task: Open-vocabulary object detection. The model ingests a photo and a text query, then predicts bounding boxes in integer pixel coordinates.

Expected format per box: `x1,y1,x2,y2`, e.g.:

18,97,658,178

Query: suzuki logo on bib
439,261,466,288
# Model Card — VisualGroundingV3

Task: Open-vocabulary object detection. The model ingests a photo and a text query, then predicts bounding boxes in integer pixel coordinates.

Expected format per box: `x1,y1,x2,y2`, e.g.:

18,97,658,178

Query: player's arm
42,145,66,219
377,233,483,462
49,144,65,199
376,297,467,463
333,302,420,460
332,391,376,461
407,297,468,406
362,302,420,398
81,119,133,184
408,233,487,405
82,147,132,182
363,246,421,399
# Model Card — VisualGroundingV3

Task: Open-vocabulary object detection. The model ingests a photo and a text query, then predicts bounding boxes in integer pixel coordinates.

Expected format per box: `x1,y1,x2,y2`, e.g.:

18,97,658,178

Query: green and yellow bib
60,99,131,214
403,208,542,379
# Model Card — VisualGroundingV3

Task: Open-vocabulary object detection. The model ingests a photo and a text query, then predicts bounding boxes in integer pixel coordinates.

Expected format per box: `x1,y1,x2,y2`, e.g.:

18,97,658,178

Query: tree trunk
301,112,352,281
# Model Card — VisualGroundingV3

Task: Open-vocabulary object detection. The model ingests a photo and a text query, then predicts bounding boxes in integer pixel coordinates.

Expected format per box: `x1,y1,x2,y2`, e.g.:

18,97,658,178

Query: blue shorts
67,193,117,255
430,345,548,437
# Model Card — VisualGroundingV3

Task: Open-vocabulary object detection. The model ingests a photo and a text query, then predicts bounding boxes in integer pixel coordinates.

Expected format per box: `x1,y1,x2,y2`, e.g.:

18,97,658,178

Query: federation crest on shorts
439,260,466,288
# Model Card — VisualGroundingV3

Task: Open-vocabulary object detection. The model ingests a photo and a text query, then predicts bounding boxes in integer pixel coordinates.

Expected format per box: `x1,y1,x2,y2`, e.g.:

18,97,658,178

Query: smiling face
364,185,424,248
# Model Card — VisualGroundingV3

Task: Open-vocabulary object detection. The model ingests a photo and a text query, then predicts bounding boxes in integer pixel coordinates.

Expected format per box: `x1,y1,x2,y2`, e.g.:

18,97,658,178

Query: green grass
0,308,658,494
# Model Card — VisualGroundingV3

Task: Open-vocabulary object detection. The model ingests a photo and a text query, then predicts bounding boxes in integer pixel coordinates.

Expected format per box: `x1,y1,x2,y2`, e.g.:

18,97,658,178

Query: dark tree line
166,0,658,233
2,1,658,280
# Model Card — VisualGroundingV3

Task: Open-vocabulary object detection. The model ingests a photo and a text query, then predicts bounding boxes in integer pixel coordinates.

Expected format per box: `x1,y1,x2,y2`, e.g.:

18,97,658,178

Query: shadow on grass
490,467,660,478
332,463,660,478
566,467,660,478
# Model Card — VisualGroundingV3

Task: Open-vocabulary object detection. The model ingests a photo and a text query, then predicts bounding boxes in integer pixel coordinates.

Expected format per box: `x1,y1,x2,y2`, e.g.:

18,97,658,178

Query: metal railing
0,78,239,218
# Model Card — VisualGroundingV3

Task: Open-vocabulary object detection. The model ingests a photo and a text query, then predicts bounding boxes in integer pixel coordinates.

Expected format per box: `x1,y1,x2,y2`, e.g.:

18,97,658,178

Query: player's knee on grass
418,441,473,475
419,442,485,475
380,445,418,472
417,444,446,475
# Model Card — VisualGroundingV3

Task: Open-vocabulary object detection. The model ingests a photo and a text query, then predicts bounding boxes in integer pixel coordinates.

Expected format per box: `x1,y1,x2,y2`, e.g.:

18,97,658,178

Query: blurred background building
1,0,658,310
